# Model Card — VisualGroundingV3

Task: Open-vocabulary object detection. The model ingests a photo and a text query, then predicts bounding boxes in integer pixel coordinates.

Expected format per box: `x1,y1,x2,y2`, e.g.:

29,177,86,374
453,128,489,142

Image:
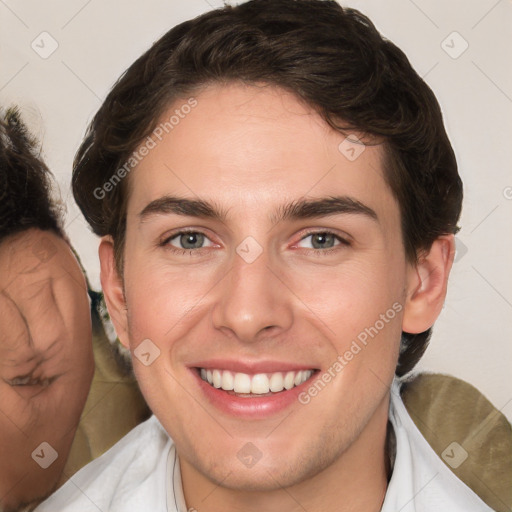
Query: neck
180,393,391,512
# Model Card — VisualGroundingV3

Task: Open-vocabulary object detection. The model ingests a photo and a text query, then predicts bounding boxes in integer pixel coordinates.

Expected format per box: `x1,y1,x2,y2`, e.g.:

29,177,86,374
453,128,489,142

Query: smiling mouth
197,368,317,396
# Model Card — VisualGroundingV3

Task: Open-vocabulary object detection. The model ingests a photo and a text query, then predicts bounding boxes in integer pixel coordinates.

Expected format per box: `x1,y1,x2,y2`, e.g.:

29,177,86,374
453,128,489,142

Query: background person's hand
0,229,94,512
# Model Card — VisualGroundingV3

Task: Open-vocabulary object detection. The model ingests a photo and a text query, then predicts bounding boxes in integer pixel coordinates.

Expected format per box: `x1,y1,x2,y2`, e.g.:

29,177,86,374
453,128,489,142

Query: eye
295,231,350,251
10,375,34,386
7,374,54,387
162,230,216,254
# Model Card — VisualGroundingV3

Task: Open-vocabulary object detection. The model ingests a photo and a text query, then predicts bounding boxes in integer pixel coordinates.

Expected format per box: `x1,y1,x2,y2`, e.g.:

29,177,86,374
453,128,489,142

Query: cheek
287,258,405,338
285,259,405,387
123,257,210,341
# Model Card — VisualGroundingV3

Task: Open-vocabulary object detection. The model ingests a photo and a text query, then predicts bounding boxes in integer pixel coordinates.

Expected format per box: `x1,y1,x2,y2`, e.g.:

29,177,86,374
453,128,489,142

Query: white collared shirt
34,378,494,512
380,379,493,511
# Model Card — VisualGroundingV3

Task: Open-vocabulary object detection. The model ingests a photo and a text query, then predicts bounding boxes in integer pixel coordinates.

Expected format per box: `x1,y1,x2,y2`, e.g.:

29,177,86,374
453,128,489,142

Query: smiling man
33,1,502,511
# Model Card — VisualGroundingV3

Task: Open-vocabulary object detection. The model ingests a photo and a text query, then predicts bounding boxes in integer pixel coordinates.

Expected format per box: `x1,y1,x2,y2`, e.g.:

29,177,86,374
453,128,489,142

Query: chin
188,437,340,493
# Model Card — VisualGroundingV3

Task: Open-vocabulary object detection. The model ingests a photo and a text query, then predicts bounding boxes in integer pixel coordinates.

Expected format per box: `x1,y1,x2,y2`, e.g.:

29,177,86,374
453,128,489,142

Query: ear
402,234,456,334
98,236,129,348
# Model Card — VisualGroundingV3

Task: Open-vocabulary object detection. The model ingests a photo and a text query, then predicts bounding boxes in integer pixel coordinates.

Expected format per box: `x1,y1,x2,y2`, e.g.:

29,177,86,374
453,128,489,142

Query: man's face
108,83,412,492
0,229,94,510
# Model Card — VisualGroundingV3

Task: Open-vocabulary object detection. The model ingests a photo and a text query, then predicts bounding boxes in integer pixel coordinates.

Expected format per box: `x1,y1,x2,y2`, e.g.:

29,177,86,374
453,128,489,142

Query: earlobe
402,235,456,334
98,236,129,348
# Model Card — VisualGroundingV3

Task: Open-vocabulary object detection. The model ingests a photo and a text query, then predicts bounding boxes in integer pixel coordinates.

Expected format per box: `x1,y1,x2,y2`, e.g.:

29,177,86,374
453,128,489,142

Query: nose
211,244,293,344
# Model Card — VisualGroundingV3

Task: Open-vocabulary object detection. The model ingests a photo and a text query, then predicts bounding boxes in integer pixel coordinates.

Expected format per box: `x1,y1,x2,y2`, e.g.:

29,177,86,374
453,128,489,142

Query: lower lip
191,369,317,419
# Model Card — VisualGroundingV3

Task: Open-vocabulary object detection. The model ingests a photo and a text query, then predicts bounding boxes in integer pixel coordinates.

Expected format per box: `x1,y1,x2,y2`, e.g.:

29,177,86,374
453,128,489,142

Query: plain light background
1,0,511,421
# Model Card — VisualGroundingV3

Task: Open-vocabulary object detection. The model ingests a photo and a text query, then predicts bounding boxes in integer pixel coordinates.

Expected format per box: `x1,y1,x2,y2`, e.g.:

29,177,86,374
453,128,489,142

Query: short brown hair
72,0,463,376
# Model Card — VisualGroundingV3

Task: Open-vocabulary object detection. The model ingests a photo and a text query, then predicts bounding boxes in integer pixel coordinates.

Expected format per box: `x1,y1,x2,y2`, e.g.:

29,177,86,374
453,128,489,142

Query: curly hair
0,107,64,243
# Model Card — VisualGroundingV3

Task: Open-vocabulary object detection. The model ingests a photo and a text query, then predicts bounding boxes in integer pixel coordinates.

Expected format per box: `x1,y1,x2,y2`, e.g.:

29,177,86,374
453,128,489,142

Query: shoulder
34,415,172,512
398,373,512,511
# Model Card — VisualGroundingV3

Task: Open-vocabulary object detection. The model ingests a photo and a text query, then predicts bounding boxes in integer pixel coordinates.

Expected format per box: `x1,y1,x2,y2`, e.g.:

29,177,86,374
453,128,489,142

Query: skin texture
0,229,94,512
100,83,455,512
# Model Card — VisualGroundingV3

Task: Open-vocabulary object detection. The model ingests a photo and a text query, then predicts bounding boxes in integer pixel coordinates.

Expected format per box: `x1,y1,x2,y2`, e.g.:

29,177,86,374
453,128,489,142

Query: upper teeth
200,368,314,394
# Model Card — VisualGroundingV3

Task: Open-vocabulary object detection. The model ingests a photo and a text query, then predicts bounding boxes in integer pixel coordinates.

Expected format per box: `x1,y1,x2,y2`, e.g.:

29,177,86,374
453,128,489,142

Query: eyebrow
138,195,378,225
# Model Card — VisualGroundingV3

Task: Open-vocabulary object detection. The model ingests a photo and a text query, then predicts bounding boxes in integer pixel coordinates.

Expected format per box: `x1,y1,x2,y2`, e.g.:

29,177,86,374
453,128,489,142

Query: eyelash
160,228,351,256
299,230,351,256
8,374,54,387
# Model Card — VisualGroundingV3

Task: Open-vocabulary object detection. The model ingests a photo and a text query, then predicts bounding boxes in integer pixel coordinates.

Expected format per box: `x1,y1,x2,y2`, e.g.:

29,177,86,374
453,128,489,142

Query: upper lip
190,359,319,374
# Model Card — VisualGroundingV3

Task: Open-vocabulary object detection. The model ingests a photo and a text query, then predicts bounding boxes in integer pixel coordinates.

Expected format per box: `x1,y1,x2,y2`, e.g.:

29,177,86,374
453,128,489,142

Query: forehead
126,82,396,223
0,229,87,321
0,229,89,358
0,229,70,285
